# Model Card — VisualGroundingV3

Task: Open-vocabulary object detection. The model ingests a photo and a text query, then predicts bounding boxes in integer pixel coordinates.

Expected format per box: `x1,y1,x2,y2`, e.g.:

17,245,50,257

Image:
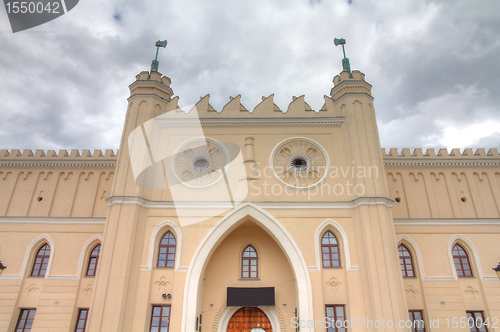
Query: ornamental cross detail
151,40,168,73
334,38,352,77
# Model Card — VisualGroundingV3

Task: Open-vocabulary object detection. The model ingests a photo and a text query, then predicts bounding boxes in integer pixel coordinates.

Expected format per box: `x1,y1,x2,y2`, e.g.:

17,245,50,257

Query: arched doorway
227,307,272,332
182,204,313,332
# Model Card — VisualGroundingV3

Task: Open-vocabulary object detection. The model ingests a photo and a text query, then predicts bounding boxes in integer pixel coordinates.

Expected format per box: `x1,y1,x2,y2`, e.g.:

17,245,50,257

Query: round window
271,138,329,189
172,138,228,188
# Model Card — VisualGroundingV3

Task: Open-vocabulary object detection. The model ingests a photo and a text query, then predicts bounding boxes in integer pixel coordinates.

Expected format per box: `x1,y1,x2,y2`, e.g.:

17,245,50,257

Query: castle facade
0,68,499,332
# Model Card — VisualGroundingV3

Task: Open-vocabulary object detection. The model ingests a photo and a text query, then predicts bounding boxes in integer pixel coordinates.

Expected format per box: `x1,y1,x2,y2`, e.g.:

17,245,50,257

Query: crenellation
0,149,118,160
382,148,500,167
69,150,80,158
34,149,46,157
487,148,499,156
221,95,248,113
400,148,411,156
474,148,487,156
437,148,449,156
253,94,282,115
425,148,437,157
157,92,350,118
8,149,22,158
413,148,423,157
104,149,116,157
286,95,313,116
22,150,34,157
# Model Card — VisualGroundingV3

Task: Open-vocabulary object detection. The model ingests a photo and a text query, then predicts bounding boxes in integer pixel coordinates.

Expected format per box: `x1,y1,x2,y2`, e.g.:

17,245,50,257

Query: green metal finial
334,37,352,77
151,40,168,73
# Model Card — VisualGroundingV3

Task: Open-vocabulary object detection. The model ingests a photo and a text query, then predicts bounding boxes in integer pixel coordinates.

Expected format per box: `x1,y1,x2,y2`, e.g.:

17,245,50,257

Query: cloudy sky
1,0,499,151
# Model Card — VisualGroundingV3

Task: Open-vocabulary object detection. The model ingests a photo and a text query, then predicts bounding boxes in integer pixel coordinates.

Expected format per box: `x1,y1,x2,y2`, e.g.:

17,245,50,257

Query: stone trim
106,196,394,209
156,117,344,128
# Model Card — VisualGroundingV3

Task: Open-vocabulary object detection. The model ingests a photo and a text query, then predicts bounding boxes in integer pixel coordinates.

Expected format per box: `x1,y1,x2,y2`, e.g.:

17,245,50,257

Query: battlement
129,70,377,119
383,148,499,158
129,71,174,101
165,93,345,119
0,149,118,168
0,149,118,159
383,148,500,168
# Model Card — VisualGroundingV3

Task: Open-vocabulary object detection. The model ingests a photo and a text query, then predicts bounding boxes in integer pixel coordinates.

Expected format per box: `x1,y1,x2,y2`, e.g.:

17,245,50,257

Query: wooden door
227,307,272,332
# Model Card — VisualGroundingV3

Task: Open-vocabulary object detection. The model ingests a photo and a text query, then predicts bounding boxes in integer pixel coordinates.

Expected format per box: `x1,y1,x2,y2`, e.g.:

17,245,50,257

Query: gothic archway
181,203,313,332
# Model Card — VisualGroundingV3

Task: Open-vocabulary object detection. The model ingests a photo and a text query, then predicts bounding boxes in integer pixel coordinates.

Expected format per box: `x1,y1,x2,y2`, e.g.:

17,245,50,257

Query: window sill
239,278,260,281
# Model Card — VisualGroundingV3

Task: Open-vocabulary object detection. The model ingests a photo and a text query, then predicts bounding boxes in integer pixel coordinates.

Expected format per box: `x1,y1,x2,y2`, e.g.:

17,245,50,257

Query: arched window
398,244,415,278
321,231,340,268
86,244,101,277
158,231,176,268
31,244,50,277
241,245,258,278
452,244,473,277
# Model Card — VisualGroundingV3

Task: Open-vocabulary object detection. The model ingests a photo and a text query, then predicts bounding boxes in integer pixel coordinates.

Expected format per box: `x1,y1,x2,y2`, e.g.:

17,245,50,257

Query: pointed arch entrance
181,203,314,332
227,307,271,332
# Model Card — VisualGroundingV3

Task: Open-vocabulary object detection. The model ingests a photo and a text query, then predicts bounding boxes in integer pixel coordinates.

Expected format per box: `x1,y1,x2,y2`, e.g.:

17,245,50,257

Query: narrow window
86,244,101,277
241,245,258,279
409,310,425,332
15,309,36,332
325,305,346,332
399,244,415,277
322,231,341,268
158,232,176,268
467,311,488,332
150,305,171,332
453,244,473,277
75,309,89,332
31,244,50,277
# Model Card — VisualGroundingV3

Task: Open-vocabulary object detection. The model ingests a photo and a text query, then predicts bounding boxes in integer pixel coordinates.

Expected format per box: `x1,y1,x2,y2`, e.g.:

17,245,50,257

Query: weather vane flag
334,37,352,77
151,40,168,73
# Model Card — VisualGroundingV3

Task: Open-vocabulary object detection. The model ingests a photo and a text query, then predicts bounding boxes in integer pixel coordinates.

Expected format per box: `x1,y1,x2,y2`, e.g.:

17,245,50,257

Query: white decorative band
106,196,394,209
156,117,345,128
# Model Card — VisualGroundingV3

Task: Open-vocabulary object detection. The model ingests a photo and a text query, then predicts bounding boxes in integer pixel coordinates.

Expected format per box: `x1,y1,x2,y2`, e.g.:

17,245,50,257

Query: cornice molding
394,218,500,226
155,117,345,128
106,196,393,209
0,217,106,224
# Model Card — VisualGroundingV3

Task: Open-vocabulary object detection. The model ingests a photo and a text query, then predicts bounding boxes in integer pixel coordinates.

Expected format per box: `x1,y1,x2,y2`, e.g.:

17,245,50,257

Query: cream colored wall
0,151,112,331
385,148,500,329
0,69,499,332
0,223,104,332
0,149,115,218
385,148,500,219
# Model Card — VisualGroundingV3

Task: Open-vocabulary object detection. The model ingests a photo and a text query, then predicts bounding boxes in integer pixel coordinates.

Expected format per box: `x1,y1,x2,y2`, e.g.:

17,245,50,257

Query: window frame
85,244,101,277
321,231,341,268
398,244,416,278
75,308,89,332
409,310,426,332
452,243,473,277
467,311,488,332
150,305,171,332
30,244,50,277
325,304,346,332
15,308,36,332
241,245,258,279
157,231,176,268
